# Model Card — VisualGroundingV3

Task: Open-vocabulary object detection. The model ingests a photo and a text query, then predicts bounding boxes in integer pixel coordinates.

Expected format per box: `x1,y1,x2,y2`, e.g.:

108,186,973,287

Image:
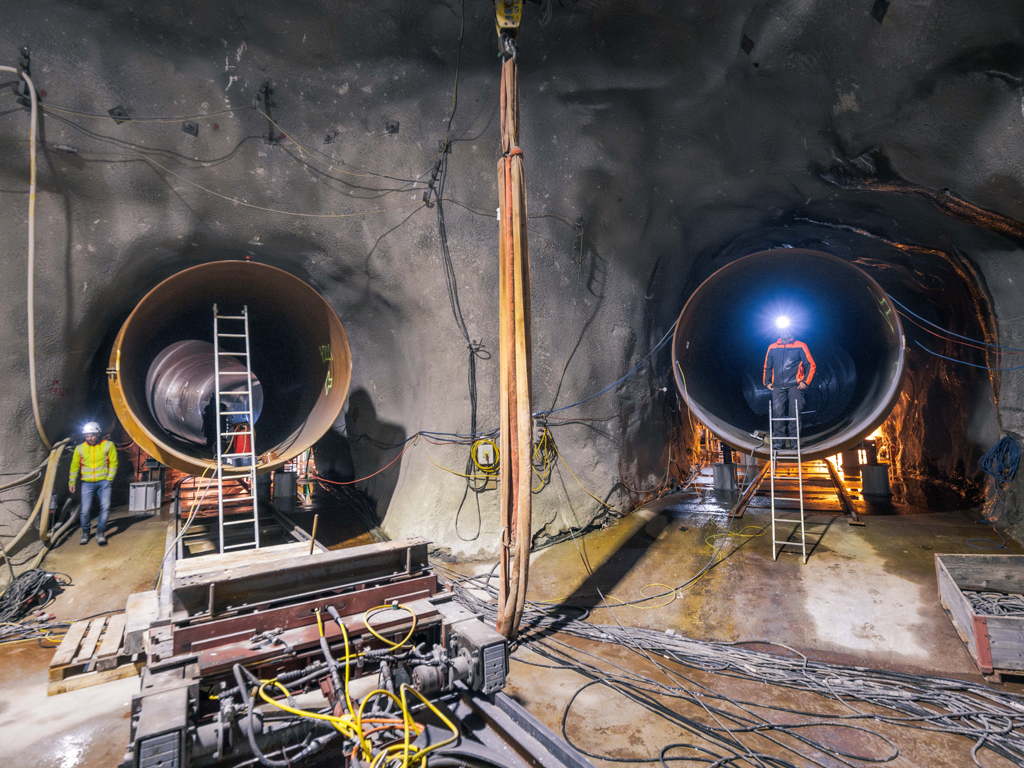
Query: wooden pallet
47,613,144,696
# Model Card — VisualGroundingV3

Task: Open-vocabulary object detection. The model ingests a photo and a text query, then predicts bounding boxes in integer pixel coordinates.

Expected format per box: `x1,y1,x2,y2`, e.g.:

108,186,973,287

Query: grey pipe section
672,249,905,461
146,340,264,445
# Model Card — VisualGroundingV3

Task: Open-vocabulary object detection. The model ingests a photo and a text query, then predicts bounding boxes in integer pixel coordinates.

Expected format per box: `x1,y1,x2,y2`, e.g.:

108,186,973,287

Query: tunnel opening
109,260,351,476
673,249,904,461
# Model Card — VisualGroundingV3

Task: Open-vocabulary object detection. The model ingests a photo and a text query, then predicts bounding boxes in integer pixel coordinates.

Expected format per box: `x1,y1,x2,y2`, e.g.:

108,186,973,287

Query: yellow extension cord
255,602,452,768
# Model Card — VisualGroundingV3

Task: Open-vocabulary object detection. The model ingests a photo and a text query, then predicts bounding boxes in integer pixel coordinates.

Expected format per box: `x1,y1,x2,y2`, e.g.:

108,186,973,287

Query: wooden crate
935,554,1024,682
47,613,144,696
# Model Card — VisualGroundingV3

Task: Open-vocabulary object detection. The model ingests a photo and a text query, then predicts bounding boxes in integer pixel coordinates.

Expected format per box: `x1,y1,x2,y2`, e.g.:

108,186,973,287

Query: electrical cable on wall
535,321,677,417
42,100,429,186
885,293,1024,370
967,436,1021,550
888,294,1021,353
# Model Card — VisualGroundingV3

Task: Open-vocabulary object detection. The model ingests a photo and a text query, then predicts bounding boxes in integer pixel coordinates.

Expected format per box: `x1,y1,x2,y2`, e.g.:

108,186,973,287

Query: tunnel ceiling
1,0,1023,554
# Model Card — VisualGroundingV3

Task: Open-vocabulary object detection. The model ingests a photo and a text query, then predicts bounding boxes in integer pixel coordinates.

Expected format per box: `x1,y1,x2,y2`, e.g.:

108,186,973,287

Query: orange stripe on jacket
796,340,816,384
763,340,817,387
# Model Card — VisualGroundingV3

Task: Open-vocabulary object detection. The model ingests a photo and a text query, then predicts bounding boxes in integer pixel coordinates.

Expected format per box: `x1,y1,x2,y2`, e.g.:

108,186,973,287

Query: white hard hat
82,422,101,436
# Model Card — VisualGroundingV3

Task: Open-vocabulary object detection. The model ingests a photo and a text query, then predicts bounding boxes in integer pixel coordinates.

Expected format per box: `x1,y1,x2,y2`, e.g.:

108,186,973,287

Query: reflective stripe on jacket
763,339,816,389
70,440,118,486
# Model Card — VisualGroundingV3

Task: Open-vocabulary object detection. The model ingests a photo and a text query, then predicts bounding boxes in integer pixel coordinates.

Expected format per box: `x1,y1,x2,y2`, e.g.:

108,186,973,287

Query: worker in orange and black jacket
763,330,816,448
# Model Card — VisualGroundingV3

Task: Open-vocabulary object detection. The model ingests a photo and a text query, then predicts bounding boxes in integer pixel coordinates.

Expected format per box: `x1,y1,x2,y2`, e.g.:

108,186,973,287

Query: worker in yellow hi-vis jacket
69,422,118,546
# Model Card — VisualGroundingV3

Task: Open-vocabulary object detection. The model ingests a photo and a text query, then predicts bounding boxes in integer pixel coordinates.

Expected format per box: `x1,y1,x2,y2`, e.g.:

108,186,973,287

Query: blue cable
966,531,1008,551
979,436,1021,488
534,323,677,417
968,436,1020,550
887,294,1024,353
912,341,1024,372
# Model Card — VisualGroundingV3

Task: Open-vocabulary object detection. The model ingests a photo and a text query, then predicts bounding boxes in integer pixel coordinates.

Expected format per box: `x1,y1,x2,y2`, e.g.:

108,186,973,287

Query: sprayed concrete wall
1,0,1024,564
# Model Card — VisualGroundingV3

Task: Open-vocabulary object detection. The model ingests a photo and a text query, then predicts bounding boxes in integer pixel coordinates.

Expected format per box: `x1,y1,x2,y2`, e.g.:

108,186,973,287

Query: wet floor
504,632,1021,768
5,486,1023,767
499,486,1024,767
1,509,168,768
524,490,1022,677
0,492,378,768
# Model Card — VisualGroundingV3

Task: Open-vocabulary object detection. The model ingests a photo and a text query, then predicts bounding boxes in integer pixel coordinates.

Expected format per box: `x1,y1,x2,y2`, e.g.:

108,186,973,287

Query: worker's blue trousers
80,479,112,535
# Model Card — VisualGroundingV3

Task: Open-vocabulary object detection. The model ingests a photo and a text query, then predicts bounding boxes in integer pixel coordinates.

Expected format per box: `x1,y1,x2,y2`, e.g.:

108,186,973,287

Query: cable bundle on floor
965,590,1024,617
0,568,71,645
440,566,1024,767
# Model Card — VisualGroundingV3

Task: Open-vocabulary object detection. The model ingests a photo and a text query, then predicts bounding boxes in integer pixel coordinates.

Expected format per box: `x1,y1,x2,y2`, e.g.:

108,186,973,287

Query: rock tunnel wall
0,1,1023,561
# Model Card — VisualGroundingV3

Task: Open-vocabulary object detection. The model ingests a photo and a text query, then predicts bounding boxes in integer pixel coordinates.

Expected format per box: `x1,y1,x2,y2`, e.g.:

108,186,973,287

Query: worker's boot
96,530,107,546
79,529,89,545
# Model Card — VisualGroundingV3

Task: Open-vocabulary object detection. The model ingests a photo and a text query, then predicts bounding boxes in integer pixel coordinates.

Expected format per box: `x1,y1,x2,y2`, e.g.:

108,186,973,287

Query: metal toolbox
129,481,162,513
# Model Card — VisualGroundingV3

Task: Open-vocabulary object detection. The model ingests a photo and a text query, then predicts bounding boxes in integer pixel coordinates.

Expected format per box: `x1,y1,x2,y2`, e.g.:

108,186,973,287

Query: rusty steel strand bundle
439,569,1024,767
964,590,1024,617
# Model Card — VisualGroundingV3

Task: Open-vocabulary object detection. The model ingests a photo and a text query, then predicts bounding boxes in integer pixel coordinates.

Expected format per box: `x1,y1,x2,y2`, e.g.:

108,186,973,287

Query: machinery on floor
119,537,537,768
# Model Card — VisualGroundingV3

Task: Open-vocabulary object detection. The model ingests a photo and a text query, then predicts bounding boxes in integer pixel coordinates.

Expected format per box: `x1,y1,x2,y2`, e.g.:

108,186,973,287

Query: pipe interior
116,264,336,466
674,250,903,457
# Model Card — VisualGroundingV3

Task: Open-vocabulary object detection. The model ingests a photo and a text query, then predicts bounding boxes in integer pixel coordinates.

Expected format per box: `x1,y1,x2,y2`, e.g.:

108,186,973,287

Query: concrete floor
3,486,1022,767
1,510,167,768
523,493,1019,677
492,482,1024,768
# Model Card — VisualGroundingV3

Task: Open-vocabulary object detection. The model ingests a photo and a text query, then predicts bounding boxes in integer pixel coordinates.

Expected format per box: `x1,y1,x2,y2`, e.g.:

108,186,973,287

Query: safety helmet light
775,315,791,330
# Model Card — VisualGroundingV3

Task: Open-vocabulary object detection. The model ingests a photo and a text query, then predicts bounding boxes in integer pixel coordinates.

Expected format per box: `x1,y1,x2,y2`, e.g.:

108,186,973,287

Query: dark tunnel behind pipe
672,249,904,461
109,261,351,476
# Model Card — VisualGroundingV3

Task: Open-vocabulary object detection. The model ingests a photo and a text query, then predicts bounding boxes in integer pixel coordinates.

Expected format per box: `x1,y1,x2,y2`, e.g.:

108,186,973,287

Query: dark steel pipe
109,261,351,476
672,249,904,461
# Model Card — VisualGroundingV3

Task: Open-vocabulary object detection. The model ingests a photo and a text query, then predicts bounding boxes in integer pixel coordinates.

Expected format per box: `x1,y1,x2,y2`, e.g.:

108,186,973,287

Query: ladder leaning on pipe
769,400,808,564
213,304,261,553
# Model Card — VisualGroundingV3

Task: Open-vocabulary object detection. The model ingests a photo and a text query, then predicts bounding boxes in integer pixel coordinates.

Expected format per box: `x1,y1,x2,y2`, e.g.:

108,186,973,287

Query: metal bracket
499,31,519,58
16,47,33,108
108,106,130,125
256,82,278,144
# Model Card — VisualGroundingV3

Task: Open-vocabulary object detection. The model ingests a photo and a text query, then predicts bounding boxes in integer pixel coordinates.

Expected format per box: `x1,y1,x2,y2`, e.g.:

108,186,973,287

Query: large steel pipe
672,249,904,460
109,261,351,476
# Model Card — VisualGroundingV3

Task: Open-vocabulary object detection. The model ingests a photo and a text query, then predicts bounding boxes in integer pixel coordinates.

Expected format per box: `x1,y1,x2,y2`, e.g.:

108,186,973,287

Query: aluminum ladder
769,399,807,563
213,304,260,553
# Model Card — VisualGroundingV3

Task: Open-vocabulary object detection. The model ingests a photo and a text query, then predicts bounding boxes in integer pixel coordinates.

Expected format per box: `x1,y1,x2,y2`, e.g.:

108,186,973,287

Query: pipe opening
109,261,351,475
673,249,904,460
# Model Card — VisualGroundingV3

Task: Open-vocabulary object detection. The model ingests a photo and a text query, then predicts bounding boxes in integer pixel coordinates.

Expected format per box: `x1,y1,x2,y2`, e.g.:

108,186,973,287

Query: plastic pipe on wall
1,439,68,555
0,64,49,449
